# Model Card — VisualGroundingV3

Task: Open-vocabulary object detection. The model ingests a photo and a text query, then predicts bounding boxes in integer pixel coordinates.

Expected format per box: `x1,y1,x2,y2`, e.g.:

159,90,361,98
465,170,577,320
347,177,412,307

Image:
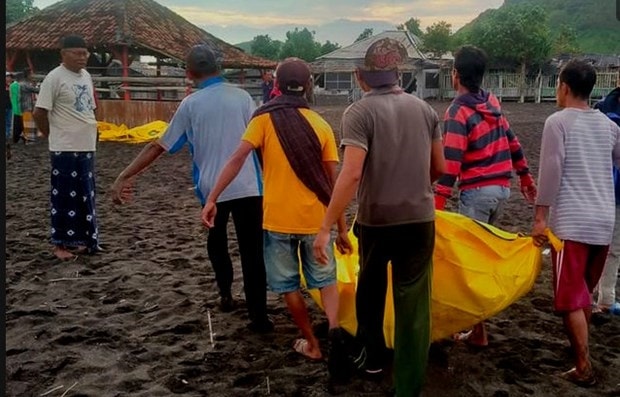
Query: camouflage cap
359,37,408,87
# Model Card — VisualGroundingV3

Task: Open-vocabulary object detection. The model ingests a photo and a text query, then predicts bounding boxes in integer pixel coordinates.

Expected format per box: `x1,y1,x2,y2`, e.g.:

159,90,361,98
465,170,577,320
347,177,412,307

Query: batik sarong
50,151,99,251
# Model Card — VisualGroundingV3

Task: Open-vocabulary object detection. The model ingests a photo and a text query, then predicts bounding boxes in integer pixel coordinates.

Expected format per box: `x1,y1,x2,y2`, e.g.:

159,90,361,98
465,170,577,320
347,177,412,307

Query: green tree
552,24,580,55
6,0,38,24
319,40,340,56
279,28,320,62
467,4,552,102
420,21,453,58
396,17,423,37
250,35,282,60
355,28,374,42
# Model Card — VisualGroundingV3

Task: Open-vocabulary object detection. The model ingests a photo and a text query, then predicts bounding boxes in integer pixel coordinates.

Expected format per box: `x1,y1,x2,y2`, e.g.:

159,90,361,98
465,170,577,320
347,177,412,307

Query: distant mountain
234,41,252,53
205,18,395,49
458,0,620,54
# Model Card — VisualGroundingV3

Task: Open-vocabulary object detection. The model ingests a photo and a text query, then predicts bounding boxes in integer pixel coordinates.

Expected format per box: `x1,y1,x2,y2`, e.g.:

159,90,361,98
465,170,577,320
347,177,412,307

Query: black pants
356,221,434,397
207,196,268,323
12,114,23,143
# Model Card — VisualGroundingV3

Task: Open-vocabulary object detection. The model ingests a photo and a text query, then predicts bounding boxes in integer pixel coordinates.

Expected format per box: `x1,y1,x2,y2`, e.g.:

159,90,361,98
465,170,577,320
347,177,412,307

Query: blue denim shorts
459,185,510,225
263,230,337,294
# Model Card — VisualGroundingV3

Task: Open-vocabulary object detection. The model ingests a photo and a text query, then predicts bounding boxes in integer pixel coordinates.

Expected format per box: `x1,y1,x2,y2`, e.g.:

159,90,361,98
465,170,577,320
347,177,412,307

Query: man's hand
520,174,537,204
335,230,353,256
110,176,134,205
201,201,217,228
313,228,332,265
531,219,549,247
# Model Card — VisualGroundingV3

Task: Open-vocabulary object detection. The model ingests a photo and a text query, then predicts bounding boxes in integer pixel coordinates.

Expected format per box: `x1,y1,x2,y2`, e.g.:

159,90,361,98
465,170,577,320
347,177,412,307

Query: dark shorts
551,240,608,312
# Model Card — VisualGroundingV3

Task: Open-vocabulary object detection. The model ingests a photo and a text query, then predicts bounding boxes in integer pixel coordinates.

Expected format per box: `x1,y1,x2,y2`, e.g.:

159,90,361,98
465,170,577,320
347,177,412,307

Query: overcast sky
33,0,504,45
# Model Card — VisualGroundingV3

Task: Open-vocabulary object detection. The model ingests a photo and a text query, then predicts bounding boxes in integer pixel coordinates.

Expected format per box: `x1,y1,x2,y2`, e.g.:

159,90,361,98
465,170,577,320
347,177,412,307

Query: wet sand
5,101,620,396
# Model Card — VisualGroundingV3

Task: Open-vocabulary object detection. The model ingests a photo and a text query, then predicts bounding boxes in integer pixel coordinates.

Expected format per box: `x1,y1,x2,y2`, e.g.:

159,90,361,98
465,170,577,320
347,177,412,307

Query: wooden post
26,51,35,73
519,62,526,103
498,73,503,102
156,57,162,101
6,50,18,72
122,45,130,101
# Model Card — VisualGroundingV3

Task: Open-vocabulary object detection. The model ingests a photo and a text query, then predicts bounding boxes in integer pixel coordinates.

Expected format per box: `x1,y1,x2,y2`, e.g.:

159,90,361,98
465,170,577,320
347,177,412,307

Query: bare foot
53,246,77,261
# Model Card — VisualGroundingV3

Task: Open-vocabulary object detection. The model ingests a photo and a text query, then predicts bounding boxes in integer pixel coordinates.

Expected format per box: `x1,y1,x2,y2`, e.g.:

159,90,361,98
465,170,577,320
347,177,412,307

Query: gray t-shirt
158,78,261,205
341,87,442,226
536,108,620,245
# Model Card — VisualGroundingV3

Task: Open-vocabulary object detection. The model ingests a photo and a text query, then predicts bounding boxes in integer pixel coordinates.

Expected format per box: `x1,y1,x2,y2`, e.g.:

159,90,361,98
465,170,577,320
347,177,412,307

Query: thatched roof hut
5,0,276,74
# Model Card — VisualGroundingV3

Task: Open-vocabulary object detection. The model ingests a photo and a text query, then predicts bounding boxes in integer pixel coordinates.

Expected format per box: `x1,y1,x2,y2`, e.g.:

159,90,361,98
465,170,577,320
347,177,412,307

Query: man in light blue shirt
111,44,272,333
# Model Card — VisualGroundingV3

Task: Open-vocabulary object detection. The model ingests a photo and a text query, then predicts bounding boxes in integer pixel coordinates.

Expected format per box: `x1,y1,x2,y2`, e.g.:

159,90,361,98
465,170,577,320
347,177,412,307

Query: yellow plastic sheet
97,121,168,143
309,210,543,346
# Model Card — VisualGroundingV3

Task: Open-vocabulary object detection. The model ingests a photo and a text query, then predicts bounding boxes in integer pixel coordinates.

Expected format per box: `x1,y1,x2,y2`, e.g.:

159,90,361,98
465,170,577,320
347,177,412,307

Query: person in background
592,71,620,313
261,70,274,104
532,60,620,387
9,71,23,144
6,72,13,160
111,44,273,333
434,45,537,347
19,68,40,142
33,35,101,260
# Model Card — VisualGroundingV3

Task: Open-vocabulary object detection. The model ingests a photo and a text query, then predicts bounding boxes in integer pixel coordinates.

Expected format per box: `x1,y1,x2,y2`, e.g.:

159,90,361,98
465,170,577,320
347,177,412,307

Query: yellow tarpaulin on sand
97,121,168,144
309,210,550,346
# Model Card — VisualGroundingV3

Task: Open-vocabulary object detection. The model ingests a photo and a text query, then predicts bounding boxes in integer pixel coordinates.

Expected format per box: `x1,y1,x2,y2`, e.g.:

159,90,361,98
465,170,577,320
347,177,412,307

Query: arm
32,107,50,137
504,118,536,203
531,116,564,245
313,146,366,264
201,141,255,228
323,161,349,233
430,138,446,182
532,205,550,247
110,141,166,204
323,160,354,255
434,108,467,209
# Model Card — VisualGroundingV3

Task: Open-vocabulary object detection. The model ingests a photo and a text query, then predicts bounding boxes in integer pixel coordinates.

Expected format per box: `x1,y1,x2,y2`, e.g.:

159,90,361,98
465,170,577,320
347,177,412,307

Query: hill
458,0,620,54
234,41,252,53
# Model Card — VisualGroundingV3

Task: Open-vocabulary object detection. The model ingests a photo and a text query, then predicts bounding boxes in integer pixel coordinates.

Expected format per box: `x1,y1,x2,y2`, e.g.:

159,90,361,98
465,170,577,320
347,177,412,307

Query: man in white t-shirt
33,35,99,261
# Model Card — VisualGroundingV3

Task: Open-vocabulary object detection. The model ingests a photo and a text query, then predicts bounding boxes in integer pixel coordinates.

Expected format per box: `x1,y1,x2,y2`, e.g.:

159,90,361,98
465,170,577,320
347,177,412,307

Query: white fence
439,71,619,103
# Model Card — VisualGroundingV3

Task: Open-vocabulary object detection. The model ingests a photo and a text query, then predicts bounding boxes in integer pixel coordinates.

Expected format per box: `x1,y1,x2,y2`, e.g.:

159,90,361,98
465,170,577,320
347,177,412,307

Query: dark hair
559,60,597,100
186,44,221,78
23,68,31,78
453,45,488,93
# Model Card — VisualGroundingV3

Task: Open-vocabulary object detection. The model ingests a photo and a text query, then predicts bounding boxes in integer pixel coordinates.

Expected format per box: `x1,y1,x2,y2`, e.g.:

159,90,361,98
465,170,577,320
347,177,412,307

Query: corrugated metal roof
5,0,277,69
311,58,423,73
317,30,426,60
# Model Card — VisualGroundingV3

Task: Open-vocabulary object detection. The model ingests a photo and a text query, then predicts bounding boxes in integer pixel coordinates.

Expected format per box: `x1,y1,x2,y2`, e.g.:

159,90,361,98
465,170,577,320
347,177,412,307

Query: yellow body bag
97,121,168,144
309,211,548,347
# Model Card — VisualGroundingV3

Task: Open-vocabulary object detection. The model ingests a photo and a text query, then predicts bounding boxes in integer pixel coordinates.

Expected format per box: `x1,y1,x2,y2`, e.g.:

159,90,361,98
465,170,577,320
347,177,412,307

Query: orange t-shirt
243,108,338,234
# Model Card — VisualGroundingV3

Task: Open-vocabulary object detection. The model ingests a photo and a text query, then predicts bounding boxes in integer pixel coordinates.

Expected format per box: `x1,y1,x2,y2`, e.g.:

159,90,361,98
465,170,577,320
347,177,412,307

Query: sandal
293,338,322,361
559,367,597,387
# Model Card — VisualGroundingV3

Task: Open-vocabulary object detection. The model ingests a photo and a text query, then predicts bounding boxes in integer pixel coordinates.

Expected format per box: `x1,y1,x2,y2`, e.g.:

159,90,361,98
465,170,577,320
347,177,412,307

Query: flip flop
453,330,488,348
558,367,597,387
293,338,322,361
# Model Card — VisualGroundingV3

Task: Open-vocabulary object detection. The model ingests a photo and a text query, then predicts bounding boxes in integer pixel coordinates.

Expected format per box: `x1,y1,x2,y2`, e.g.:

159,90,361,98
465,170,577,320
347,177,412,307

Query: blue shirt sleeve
159,99,191,154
